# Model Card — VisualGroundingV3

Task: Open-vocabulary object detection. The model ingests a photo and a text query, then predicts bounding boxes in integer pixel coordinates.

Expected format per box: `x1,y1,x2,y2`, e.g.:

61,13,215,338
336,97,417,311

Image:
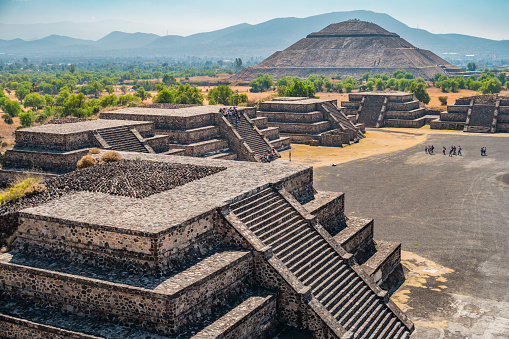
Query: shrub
0,177,44,203
438,96,448,106
77,155,98,169
100,151,122,163
24,183,47,196
19,110,37,128
2,114,13,125
88,148,101,154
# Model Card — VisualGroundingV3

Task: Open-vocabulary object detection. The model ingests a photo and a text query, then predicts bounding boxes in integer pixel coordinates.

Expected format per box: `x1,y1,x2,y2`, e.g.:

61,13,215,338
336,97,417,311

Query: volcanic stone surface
234,19,452,81
0,160,225,216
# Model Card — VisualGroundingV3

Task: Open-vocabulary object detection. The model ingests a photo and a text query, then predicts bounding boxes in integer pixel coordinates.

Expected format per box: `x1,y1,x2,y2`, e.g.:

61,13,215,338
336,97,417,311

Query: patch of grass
0,177,46,204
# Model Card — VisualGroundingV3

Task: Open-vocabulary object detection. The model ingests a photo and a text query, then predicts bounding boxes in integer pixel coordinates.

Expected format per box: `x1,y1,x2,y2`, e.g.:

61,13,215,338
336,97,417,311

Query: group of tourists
425,145,489,157
444,145,462,157
219,106,241,122
425,145,435,155
261,147,277,163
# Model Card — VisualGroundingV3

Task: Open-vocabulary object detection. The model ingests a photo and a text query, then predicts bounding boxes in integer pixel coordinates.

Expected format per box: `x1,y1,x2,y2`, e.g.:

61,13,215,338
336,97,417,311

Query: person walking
443,146,446,155
289,151,292,162
425,146,428,154
458,146,462,156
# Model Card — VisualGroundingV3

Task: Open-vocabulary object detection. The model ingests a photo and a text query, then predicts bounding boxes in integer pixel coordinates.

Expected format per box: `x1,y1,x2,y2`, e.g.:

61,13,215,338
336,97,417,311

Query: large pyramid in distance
234,20,457,81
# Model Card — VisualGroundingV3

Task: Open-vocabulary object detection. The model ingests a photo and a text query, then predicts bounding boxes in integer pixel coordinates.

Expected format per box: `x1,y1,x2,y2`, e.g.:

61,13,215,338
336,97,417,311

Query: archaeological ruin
0,150,413,338
430,94,509,133
234,20,463,81
1,105,291,176
341,92,438,128
256,97,364,146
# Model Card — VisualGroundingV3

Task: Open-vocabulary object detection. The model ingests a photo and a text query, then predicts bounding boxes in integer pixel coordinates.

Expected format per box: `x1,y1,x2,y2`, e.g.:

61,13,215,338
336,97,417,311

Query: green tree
162,74,177,87
152,88,176,103
344,83,354,93
207,85,233,105
283,78,315,97
67,64,77,74
229,93,248,106
249,74,274,93
334,82,343,93
89,81,104,98
366,80,374,91
233,58,243,71
63,93,88,117
105,85,115,95
135,87,151,102
497,73,506,84
469,81,482,91
324,79,334,92
467,62,477,71
361,72,370,82
100,94,118,107
15,86,30,101
23,93,46,111
2,99,22,117
44,94,54,106
120,85,128,94
375,78,384,91
409,82,430,104
19,110,37,128
480,78,502,94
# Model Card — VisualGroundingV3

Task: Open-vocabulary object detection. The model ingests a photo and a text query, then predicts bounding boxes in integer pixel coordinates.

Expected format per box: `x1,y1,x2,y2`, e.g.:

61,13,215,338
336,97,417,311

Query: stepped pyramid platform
234,20,458,81
342,92,437,128
0,153,413,338
101,105,289,162
257,97,364,146
1,119,168,174
430,95,509,133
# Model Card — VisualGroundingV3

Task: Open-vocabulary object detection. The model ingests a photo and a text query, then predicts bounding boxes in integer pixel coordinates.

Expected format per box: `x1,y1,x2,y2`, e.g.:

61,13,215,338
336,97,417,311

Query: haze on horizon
0,0,508,41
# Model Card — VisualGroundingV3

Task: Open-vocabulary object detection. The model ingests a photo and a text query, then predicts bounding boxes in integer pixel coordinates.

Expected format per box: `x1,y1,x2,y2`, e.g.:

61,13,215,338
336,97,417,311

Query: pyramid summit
234,20,460,81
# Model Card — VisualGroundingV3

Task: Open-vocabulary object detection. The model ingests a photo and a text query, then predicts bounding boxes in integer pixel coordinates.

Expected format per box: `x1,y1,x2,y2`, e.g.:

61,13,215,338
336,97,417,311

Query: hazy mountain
1,11,508,62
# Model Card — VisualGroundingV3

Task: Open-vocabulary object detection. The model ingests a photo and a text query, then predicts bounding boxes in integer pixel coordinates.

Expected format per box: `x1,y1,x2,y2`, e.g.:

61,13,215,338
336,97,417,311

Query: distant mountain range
1,11,509,62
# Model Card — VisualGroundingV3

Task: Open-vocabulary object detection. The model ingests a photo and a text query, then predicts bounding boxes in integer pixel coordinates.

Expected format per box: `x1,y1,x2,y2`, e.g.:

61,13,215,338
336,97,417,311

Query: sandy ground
274,126,509,168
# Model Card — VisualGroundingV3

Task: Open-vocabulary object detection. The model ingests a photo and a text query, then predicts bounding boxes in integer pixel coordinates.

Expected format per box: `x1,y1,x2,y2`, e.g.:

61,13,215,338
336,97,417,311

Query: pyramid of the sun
234,20,460,81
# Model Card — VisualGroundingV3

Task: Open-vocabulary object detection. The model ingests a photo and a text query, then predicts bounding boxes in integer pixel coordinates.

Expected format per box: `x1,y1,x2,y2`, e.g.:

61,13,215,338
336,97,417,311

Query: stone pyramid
234,20,457,81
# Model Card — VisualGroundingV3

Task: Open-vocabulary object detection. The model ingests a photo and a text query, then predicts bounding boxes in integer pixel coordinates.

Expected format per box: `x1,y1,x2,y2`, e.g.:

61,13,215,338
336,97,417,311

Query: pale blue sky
1,0,508,40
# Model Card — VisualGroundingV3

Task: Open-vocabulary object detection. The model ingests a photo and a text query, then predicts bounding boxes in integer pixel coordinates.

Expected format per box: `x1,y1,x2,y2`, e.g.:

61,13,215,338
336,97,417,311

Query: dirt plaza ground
278,129,509,338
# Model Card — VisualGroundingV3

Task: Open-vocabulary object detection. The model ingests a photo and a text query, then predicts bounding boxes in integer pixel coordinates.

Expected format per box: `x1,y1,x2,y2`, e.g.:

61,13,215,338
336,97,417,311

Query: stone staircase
227,114,274,161
98,126,150,153
357,96,386,128
228,187,412,338
320,101,365,140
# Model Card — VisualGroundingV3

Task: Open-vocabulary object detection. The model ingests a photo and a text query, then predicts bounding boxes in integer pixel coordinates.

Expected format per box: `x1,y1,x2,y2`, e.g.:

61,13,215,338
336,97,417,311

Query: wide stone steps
227,115,271,160
98,127,148,153
230,187,410,338
357,96,386,128
0,249,252,336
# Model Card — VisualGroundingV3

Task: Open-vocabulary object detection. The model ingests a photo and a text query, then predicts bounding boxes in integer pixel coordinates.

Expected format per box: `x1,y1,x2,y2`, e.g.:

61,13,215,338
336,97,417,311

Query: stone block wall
383,118,425,128
440,112,467,122
447,105,470,113
320,130,351,146
2,149,90,173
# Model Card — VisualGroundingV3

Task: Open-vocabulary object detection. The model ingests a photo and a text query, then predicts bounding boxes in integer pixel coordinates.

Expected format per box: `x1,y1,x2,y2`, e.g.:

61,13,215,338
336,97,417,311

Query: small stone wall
144,135,170,153
0,313,100,339
101,111,216,130
430,120,464,130
383,118,425,128
384,109,425,119
269,121,331,134
320,130,350,146
440,112,467,122
304,191,346,236
260,111,325,123
3,149,90,173
447,105,470,113
386,101,420,111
